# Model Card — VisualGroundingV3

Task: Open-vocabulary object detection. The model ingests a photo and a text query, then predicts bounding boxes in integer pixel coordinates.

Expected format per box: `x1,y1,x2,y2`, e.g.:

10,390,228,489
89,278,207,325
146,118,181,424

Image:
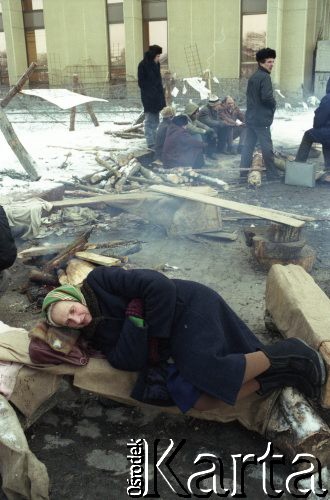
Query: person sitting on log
197,95,229,153
0,206,17,298
42,266,326,413
217,96,246,154
162,114,205,168
154,106,175,160
295,77,330,183
184,101,218,159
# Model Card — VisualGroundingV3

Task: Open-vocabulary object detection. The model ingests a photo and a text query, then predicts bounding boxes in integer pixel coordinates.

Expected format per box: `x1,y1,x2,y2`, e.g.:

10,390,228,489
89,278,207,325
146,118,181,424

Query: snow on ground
0,105,316,201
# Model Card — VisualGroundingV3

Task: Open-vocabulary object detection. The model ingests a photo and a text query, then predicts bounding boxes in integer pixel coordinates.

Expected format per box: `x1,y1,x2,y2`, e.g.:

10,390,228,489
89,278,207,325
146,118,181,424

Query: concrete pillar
266,0,283,88
43,0,108,86
1,0,28,85
279,0,309,95
167,0,240,80
123,0,143,80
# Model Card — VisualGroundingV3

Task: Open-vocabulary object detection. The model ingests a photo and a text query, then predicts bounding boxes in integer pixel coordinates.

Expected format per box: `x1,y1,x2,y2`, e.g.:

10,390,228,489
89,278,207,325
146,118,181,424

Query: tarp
21,89,108,110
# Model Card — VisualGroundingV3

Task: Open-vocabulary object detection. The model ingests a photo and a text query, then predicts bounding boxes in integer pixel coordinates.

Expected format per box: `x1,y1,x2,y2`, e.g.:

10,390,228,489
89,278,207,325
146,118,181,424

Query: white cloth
0,361,23,398
3,198,53,239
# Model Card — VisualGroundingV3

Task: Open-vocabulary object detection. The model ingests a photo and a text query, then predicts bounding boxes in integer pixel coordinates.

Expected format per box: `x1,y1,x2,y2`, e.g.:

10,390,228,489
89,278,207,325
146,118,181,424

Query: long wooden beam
150,185,306,227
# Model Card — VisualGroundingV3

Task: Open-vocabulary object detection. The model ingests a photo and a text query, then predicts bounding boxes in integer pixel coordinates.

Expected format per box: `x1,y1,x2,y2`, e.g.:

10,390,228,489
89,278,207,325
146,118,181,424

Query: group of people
138,44,246,168
138,45,330,180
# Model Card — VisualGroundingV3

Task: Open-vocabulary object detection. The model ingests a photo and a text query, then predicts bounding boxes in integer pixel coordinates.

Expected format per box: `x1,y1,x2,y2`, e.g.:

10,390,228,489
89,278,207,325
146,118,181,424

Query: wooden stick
29,269,59,286
1,62,37,108
43,229,93,272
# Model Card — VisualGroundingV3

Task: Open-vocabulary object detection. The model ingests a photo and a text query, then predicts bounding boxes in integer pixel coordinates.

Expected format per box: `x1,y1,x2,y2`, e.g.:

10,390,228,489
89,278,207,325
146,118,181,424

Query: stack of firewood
19,229,140,307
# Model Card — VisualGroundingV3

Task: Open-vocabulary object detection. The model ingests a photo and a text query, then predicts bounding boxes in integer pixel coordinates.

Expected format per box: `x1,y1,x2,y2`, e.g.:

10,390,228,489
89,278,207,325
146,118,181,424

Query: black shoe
259,338,326,387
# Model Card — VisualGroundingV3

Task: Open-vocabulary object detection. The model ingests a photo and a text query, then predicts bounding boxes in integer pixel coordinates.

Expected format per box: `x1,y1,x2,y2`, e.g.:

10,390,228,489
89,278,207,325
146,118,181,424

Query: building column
1,0,28,85
123,0,143,80
266,0,283,87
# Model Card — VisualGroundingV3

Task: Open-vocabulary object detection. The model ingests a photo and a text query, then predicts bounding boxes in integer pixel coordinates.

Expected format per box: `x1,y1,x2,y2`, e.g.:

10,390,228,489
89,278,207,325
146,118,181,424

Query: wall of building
43,0,109,86
1,0,329,95
167,0,241,79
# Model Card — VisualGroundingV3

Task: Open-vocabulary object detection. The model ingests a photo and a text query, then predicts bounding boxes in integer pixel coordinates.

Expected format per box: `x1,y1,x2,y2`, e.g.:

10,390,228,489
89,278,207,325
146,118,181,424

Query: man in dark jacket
295,77,330,181
240,48,278,180
162,115,205,168
138,45,166,150
197,95,228,152
0,206,17,297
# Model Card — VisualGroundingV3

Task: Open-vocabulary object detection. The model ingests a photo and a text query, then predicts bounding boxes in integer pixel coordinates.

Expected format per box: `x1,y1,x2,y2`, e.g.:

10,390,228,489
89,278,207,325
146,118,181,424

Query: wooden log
0,107,40,181
58,258,95,286
139,165,163,183
185,170,229,190
95,154,121,176
267,223,302,243
150,185,307,228
29,269,59,286
69,74,79,131
115,159,141,189
131,110,145,126
89,170,111,184
75,251,121,266
1,62,37,108
18,244,69,259
43,229,93,272
265,264,330,407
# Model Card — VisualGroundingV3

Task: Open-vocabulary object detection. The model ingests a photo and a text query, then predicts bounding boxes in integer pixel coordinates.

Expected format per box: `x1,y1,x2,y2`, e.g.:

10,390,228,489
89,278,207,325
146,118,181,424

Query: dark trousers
296,130,330,170
240,126,274,169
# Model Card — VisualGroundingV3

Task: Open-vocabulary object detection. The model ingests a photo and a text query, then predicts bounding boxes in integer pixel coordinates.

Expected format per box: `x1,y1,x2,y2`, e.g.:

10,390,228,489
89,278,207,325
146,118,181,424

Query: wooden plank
51,192,160,208
75,251,121,266
150,185,306,228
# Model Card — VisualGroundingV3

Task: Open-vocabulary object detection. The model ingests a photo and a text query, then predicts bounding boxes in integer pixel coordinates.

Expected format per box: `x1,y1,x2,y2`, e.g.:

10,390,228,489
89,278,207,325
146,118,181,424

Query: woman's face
50,301,92,329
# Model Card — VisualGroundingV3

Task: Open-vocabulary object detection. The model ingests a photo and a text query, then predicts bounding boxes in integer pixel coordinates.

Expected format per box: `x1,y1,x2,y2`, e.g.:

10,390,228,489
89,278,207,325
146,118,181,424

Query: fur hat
172,115,188,127
148,44,162,56
184,102,199,116
208,94,220,107
256,48,276,62
161,106,175,118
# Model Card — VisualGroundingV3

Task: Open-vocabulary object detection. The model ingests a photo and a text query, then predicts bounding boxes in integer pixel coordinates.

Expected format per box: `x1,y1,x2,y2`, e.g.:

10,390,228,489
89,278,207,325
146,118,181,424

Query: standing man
138,45,166,150
240,48,278,180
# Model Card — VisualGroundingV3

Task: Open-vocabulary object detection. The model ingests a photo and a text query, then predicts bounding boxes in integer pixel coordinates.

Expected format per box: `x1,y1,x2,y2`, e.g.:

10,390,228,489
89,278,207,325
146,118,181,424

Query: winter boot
256,338,326,398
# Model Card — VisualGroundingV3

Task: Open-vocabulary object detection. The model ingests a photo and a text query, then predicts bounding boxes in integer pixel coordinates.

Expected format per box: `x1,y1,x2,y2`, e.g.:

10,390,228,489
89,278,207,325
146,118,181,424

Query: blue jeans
144,112,160,148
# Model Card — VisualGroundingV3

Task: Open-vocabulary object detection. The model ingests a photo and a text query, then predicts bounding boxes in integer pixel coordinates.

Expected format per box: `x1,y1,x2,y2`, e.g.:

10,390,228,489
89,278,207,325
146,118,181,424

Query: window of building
21,0,48,84
0,32,8,85
142,0,167,67
240,0,267,78
107,0,125,80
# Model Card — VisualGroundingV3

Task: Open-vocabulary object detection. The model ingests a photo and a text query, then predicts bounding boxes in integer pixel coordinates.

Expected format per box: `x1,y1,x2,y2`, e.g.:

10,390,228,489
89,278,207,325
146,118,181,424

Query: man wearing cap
154,106,175,160
138,45,166,150
162,115,204,168
197,95,228,153
240,48,278,180
185,102,217,159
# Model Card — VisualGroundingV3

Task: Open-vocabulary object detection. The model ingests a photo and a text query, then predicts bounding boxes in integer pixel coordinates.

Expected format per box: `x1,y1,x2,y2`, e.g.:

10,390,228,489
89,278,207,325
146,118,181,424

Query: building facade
0,0,329,95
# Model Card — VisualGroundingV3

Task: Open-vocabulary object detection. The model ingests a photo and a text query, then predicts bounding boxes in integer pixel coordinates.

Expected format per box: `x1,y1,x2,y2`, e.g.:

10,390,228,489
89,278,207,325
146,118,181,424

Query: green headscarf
42,284,86,326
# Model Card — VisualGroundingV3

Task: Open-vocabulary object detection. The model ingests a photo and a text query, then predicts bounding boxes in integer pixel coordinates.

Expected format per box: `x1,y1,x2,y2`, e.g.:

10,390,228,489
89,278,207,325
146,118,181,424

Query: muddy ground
1,153,330,499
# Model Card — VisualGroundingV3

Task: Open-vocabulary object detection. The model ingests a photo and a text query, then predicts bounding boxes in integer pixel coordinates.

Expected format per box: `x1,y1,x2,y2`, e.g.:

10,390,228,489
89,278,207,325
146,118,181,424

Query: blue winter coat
309,78,330,147
81,267,261,407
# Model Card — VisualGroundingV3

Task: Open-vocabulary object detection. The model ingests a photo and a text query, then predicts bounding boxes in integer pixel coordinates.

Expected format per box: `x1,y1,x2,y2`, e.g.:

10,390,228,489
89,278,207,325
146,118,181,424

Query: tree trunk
0,107,40,180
